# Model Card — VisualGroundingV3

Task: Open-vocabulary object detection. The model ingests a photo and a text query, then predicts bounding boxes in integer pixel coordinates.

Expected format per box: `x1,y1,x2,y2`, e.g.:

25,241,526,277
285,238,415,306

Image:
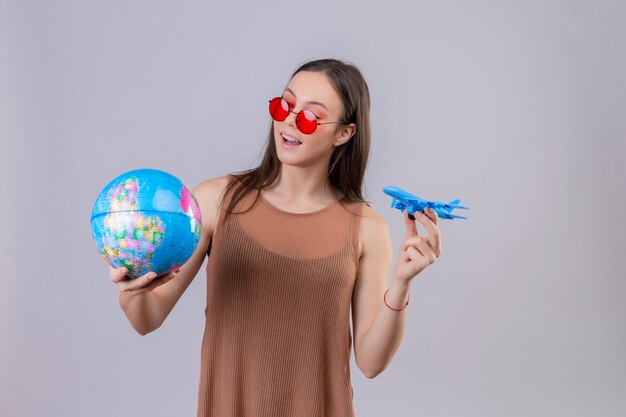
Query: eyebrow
284,88,328,111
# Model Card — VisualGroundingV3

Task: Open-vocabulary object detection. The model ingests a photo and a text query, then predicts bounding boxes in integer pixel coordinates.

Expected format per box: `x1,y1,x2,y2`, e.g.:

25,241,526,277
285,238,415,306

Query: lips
281,132,302,145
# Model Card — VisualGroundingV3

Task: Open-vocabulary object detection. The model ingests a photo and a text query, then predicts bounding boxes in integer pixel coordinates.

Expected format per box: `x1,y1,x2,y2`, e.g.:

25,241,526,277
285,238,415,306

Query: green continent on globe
98,176,167,276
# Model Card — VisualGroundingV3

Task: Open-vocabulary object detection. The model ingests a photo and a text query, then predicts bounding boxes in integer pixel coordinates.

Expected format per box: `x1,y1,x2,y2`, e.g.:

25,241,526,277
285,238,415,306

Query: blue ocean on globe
90,168,202,278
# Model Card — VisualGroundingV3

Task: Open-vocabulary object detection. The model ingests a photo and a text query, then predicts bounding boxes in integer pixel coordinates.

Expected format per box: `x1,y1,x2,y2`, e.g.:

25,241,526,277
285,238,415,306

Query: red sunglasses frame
268,97,348,135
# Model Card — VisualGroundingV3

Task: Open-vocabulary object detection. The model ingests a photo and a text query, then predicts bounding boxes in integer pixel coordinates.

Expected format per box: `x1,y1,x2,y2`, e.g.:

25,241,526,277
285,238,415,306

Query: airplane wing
426,200,470,210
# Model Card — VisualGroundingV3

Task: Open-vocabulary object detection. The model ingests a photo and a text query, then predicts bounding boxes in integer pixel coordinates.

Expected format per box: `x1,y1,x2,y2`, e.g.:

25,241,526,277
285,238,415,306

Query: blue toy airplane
383,186,469,220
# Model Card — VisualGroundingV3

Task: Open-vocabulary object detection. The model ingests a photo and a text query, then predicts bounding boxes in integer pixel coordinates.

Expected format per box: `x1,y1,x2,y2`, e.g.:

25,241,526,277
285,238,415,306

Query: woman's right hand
110,266,179,296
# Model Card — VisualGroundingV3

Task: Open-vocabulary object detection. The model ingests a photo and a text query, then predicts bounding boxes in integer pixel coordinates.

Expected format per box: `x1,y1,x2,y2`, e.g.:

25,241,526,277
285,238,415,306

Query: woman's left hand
393,208,441,285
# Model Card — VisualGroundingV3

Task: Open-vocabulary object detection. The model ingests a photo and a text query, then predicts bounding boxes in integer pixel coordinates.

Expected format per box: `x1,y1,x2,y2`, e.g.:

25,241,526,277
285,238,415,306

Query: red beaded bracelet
384,289,410,312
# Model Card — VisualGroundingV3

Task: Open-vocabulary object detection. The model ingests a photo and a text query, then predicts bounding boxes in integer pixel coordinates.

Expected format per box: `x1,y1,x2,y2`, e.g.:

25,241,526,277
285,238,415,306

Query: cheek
272,122,283,139
309,131,338,151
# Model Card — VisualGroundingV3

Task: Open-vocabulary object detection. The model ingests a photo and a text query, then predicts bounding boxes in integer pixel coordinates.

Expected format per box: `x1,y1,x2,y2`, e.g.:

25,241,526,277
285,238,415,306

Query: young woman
110,58,441,417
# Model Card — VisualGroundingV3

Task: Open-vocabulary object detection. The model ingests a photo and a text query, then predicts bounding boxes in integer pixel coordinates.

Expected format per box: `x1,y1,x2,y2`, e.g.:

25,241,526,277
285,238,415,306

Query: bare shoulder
358,204,391,258
193,176,229,201
192,176,230,234
360,204,390,234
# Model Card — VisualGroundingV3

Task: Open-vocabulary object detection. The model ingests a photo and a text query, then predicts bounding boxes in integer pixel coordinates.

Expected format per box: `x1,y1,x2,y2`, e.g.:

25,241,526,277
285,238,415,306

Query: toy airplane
383,186,469,220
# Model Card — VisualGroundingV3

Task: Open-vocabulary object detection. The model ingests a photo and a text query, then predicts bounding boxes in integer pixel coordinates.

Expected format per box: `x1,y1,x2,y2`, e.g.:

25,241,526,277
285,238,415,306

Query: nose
283,108,298,127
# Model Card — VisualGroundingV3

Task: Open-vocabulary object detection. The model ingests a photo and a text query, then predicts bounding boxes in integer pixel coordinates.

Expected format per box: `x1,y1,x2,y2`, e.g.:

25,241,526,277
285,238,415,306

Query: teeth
282,133,301,144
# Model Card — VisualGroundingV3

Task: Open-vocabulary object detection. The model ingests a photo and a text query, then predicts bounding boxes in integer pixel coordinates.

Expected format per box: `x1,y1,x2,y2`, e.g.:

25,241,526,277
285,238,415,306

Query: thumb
403,210,419,236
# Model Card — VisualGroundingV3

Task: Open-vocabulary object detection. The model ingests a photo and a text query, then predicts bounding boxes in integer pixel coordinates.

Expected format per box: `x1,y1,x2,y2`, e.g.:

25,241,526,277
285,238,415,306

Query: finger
402,233,441,258
401,235,420,252
401,235,431,252
414,238,437,264
424,207,439,226
403,211,419,236
117,271,157,292
405,246,429,271
403,235,434,258
420,208,442,254
414,209,440,238
110,266,131,283
127,270,179,295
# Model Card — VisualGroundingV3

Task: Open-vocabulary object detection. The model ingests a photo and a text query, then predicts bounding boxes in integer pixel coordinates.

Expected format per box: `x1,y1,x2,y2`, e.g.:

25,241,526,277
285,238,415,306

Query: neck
267,163,338,203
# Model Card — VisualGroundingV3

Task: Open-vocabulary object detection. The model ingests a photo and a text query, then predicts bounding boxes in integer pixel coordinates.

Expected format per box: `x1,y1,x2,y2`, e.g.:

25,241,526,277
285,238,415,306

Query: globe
90,168,202,278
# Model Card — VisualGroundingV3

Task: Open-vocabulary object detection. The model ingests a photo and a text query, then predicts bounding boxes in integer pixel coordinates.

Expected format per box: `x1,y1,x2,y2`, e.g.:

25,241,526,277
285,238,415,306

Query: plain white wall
1,1,625,416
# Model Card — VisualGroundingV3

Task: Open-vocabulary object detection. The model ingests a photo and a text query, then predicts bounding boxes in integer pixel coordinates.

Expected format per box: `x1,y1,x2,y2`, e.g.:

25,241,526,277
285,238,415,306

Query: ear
333,123,356,147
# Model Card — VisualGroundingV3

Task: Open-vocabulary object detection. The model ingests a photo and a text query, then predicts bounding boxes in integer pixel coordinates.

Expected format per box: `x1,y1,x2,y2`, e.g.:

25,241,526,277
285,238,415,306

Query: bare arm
113,177,228,335
352,206,441,378
351,206,397,378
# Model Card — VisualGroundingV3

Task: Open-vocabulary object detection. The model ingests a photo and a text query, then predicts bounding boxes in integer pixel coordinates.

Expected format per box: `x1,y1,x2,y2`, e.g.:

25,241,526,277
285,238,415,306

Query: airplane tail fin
448,199,469,210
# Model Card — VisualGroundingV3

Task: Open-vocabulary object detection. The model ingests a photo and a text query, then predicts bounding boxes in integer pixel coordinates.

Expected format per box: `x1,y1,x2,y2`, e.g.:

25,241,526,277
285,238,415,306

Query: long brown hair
223,58,371,219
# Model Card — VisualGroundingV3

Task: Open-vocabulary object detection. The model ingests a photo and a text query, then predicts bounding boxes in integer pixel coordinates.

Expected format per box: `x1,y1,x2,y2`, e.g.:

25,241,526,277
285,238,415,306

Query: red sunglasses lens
268,97,289,121
296,110,318,134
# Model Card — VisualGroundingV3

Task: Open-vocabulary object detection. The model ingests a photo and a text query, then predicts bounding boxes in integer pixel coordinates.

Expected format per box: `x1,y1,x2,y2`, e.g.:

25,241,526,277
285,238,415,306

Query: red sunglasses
268,97,348,135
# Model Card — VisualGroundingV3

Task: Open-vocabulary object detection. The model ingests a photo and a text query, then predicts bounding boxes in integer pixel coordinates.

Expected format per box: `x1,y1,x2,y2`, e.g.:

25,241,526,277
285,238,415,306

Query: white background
1,1,625,416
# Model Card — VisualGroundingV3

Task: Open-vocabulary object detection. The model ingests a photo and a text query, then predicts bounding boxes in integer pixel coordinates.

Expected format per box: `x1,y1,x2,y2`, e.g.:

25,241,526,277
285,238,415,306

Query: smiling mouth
281,133,302,145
